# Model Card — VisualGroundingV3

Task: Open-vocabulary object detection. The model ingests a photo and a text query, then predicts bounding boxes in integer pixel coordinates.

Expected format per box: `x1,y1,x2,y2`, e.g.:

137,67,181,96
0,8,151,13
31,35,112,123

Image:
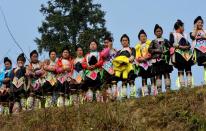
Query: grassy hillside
1,86,206,131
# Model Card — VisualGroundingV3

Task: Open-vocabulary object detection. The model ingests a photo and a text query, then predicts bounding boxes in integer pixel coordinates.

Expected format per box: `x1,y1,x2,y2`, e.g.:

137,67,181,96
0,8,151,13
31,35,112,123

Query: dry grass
1,86,206,131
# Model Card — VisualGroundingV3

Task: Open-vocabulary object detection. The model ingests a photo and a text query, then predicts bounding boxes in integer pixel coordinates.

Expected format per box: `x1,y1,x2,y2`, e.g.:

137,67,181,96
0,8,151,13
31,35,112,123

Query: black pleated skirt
195,49,206,66
172,52,194,71
151,60,173,75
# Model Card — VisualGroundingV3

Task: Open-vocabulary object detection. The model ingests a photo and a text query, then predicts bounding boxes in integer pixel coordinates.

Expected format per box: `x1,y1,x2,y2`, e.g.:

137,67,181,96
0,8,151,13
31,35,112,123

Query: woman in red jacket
82,39,103,102
55,46,73,107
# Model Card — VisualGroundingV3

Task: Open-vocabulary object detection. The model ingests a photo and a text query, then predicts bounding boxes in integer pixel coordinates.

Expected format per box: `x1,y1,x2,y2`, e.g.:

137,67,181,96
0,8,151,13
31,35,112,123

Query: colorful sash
56,58,73,84
31,78,46,91
172,32,193,61
85,69,99,80
12,77,25,89
175,49,193,61
195,39,206,53
102,61,114,75
71,70,83,84
57,72,71,84
46,72,57,86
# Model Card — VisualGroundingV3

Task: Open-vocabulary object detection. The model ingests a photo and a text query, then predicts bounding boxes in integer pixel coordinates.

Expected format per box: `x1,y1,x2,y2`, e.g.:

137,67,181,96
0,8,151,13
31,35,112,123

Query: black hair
104,36,113,42
61,46,70,53
120,34,130,43
154,24,163,33
89,39,99,47
138,29,147,39
194,16,204,24
4,57,12,64
30,50,38,58
17,53,26,62
174,19,184,30
49,49,57,56
75,44,83,51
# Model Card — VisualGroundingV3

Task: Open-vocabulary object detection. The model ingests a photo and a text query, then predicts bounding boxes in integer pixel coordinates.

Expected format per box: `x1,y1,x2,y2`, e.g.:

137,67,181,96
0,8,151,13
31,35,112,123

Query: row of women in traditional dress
0,16,206,115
